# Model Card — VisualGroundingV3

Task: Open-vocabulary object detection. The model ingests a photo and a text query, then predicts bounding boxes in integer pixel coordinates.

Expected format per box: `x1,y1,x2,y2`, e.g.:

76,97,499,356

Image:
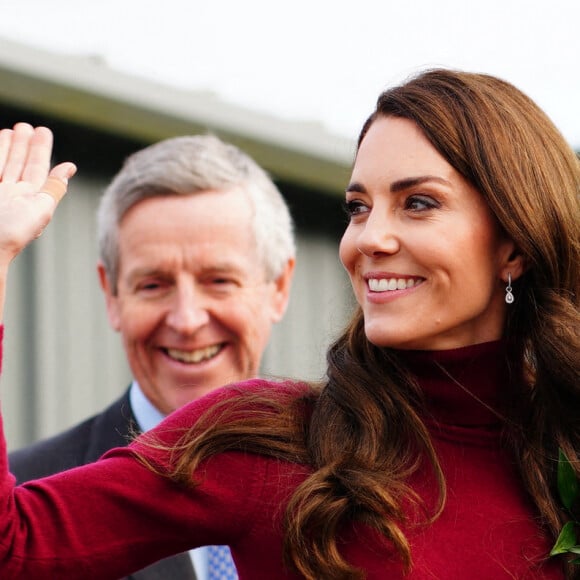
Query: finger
21,126,54,188
39,163,76,205
39,176,67,204
50,162,77,182
1,123,35,183
0,129,14,175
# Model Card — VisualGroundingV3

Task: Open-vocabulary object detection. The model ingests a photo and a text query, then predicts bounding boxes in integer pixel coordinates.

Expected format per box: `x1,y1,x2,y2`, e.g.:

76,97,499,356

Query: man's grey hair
97,134,295,293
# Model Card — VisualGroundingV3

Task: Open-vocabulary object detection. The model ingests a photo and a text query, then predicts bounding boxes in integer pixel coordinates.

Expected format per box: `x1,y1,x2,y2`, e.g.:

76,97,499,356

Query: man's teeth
368,278,418,292
167,344,222,363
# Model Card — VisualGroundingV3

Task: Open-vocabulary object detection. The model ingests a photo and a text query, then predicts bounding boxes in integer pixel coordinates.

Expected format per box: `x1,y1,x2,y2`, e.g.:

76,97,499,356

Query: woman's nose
356,211,400,257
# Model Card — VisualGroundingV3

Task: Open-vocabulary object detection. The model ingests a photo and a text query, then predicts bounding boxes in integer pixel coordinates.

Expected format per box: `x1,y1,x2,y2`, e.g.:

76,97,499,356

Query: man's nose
165,285,210,334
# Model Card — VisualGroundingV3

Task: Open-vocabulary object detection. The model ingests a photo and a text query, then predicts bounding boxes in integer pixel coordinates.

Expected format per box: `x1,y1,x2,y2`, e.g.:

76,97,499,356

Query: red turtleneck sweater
0,330,564,578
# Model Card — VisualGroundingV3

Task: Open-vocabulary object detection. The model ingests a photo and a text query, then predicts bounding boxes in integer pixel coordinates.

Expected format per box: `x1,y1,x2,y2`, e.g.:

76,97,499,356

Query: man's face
99,189,294,414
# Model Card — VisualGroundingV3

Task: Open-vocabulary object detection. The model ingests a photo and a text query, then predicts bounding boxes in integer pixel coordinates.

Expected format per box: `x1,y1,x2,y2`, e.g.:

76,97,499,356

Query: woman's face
339,116,517,350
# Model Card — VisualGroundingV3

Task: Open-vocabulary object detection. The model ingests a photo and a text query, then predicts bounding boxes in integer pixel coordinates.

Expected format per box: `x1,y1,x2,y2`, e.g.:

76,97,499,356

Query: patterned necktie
207,544,238,580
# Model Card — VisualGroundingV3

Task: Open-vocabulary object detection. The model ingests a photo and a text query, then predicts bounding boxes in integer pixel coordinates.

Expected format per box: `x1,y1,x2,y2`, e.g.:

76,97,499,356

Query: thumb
40,163,77,204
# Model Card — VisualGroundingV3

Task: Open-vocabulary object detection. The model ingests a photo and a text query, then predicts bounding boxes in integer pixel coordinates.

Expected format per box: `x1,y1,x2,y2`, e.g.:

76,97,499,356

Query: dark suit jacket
9,388,197,580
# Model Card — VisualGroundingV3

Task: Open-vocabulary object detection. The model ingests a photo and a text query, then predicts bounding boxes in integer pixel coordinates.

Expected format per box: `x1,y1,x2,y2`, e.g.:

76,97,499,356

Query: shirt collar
129,381,166,433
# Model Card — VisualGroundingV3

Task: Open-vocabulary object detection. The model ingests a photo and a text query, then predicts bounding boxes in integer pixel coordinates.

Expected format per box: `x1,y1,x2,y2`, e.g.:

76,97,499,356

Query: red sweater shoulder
128,377,314,466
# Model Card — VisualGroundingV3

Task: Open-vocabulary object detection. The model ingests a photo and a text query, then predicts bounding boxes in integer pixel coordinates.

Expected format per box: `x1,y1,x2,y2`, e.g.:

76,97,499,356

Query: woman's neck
398,341,513,427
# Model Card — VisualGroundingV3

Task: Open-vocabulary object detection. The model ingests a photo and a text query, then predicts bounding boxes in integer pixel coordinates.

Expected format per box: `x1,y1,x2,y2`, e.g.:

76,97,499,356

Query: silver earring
505,273,514,304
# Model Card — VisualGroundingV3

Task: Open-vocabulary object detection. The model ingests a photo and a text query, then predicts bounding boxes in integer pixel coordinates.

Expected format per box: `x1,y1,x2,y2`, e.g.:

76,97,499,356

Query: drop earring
505,273,514,304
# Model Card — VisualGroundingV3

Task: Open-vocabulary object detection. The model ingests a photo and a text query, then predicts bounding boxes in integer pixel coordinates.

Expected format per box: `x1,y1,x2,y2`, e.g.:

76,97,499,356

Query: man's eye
137,281,163,292
343,200,369,217
208,277,239,288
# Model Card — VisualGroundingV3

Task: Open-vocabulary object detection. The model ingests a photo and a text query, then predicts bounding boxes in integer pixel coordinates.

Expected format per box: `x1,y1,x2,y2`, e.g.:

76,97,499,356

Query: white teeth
167,344,222,364
368,278,419,292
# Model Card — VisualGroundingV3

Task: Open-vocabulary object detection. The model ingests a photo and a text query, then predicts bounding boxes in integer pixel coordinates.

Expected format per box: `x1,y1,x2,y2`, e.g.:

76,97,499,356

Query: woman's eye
404,195,439,211
343,199,369,217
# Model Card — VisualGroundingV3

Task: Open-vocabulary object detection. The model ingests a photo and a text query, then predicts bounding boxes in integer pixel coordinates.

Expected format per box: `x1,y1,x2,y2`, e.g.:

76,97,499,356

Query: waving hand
0,123,76,314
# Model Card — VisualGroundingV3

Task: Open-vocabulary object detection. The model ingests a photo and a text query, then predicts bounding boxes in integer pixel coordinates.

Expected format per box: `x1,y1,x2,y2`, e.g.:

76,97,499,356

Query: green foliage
551,522,577,556
550,450,580,564
558,449,580,511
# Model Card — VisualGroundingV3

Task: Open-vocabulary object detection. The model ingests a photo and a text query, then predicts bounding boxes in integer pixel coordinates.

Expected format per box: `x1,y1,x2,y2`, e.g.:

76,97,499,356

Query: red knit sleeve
0,324,4,374
0,379,296,579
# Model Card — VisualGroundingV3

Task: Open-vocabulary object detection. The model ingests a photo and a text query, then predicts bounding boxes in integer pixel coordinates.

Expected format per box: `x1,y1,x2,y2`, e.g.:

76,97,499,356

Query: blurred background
0,0,578,448
1,0,579,147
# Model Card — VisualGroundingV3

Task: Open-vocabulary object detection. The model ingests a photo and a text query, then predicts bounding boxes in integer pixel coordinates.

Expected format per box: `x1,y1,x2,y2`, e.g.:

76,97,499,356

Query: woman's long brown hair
360,70,580,578
139,69,580,579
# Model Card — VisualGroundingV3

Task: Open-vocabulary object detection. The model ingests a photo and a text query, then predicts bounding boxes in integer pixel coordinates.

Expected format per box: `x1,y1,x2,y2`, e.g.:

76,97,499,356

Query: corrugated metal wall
3,176,353,450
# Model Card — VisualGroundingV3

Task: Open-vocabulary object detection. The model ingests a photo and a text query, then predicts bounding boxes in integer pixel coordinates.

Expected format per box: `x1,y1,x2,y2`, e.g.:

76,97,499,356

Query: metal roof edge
0,37,356,193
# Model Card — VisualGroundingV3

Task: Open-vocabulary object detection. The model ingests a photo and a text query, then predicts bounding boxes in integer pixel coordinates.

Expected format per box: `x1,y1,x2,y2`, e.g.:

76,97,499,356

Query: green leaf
551,521,578,556
568,546,580,555
558,449,579,511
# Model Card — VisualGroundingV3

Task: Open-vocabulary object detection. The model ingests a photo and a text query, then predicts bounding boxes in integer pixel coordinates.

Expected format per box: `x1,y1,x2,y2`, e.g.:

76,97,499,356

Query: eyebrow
126,262,244,283
125,267,166,286
346,175,452,194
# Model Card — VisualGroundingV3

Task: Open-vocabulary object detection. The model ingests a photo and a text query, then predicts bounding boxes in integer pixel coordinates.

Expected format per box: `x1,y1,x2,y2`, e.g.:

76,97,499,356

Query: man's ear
97,261,121,332
270,257,295,323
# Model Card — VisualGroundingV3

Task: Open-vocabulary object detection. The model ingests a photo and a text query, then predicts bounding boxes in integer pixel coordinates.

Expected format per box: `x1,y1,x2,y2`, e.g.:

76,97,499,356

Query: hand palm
0,180,58,261
0,124,75,265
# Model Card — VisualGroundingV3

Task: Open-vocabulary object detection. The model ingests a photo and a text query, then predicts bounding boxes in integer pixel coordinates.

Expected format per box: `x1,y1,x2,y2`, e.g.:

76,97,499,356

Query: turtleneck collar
399,341,513,429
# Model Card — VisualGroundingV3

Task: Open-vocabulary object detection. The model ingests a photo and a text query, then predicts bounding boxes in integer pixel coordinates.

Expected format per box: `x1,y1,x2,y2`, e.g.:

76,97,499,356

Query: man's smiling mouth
165,344,223,364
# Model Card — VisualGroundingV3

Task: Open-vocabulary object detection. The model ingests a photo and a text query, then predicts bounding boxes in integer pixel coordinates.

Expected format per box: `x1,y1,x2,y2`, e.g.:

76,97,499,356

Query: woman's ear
499,244,527,283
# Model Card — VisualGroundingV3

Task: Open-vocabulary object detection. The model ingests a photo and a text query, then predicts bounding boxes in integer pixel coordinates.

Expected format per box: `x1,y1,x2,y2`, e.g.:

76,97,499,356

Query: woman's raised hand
0,123,76,268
